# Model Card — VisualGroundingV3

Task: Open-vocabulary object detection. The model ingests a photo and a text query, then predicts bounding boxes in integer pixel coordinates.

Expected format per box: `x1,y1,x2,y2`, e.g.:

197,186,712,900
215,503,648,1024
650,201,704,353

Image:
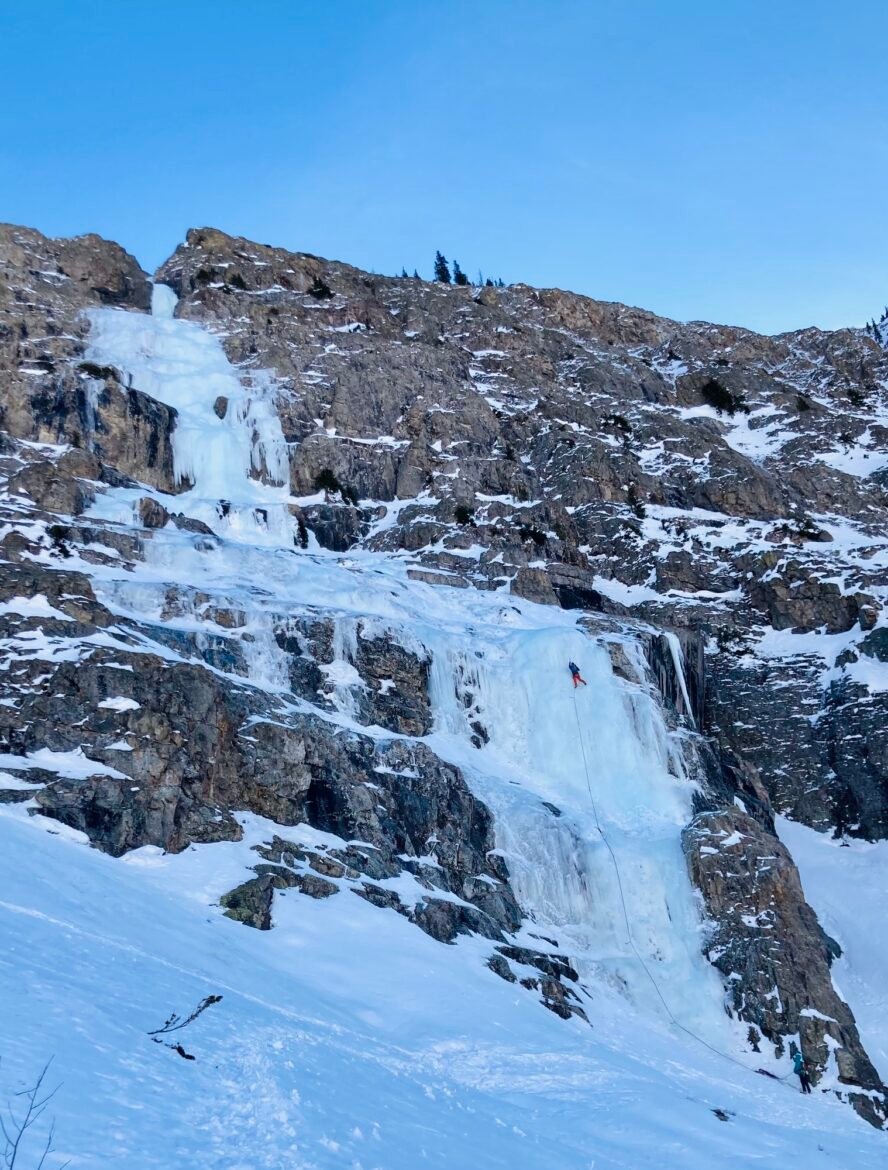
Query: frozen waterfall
81,296,736,1050
85,288,296,546
428,621,731,1040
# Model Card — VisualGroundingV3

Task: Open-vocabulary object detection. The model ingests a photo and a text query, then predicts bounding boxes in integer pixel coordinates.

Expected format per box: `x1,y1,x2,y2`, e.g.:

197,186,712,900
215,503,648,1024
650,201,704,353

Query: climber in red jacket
568,661,587,688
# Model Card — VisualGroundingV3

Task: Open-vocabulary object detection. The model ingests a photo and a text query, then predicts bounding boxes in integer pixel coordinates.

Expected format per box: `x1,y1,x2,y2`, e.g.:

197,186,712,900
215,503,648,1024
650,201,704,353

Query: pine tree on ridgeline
453,260,469,286
433,251,451,283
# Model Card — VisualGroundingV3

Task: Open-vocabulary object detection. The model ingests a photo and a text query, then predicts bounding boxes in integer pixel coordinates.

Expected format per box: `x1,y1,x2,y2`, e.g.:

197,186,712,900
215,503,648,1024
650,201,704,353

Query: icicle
151,283,178,319
239,612,291,692
663,631,696,728
325,617,363,717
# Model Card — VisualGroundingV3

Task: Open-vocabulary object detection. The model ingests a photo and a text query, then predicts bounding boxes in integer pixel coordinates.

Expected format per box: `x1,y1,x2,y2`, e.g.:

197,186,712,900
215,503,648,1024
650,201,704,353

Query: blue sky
2,0,885,333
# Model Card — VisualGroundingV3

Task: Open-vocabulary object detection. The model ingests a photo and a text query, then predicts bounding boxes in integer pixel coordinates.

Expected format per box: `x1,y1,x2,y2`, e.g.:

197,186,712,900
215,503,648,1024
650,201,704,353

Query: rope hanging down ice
570,687,792,1083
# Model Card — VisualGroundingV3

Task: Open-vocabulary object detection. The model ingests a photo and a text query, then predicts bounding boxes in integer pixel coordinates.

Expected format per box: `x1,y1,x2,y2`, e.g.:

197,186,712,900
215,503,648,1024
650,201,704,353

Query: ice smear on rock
85,287,295,545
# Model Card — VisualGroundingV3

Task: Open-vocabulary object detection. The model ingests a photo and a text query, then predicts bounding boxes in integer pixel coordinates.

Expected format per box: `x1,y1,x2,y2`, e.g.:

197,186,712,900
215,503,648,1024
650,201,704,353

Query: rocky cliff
1,221,886,1126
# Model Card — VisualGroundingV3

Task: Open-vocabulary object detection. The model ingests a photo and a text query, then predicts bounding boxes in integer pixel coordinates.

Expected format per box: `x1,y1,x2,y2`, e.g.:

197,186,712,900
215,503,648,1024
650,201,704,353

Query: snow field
2,803,885,1170
777,818,888,1082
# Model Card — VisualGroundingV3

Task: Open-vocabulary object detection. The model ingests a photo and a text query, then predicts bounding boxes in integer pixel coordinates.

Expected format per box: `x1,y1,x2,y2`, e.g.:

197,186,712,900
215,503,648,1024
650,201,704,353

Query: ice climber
568,661,587,688
792,1051,812,1094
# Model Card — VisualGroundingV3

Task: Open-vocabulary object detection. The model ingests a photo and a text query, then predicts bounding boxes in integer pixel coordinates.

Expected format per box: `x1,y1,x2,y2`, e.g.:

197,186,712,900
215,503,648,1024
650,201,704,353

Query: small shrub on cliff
700,378,749,416
314,468,358,506
847,381,875,408
314,468,342,495
602,413,633,438
715,626,752,655
47,524,71,558
307,276,334,301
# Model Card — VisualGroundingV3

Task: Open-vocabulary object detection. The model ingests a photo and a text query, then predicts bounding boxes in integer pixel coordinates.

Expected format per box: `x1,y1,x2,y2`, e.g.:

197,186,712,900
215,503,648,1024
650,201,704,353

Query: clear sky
2,0,886,333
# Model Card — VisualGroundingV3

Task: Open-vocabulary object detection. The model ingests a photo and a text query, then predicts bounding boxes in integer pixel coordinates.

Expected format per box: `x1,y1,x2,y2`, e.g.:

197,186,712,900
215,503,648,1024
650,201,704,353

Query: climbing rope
570,688,794,1084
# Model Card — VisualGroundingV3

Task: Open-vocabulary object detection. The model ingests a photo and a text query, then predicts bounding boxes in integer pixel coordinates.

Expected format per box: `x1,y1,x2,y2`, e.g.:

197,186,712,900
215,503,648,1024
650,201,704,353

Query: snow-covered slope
778,817,888,1081
3,802,887,1170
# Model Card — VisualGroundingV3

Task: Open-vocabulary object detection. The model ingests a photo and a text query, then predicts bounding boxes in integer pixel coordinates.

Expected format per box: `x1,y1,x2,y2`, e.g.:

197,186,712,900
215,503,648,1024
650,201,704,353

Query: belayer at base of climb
568,660,587,688
793,1051,812,1094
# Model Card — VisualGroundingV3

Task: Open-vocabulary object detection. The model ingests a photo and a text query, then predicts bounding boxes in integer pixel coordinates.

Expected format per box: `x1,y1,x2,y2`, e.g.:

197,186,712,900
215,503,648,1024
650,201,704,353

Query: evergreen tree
400,267,409,278
307,275,334,300
453,260,469,286
433,251,451,283
413,269,420,280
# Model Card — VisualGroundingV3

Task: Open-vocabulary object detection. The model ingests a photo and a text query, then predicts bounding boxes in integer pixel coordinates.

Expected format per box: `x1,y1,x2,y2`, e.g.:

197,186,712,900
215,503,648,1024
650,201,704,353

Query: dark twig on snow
148,995,223,1061
147,994,222,1037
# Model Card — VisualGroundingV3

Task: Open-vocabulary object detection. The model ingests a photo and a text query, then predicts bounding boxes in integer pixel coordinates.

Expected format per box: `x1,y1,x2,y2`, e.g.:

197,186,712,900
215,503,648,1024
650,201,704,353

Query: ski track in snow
0,293,885,1166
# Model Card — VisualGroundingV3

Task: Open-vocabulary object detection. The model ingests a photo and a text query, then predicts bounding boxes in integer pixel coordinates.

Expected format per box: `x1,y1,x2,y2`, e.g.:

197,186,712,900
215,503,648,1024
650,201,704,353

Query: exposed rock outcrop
685,808,886,1126
0,225,179,490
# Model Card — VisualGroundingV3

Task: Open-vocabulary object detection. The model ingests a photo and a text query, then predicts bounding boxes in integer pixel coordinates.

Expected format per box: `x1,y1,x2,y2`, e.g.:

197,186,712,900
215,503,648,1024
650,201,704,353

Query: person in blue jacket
568,661,587,688
793,1051,812,1094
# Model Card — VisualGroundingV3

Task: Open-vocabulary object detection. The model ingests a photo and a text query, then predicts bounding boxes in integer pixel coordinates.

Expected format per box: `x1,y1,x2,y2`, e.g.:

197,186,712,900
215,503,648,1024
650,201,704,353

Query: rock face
685,809,885,1126
0,222,886,1123
272,615,432,734
0,543,577,1019
152,226,888,851
0,224,179,490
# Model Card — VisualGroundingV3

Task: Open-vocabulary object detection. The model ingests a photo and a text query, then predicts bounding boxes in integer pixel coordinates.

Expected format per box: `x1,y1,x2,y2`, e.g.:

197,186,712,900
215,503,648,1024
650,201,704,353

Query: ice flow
83,296,732,1045
85,288,295,545
429,622,729,1038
